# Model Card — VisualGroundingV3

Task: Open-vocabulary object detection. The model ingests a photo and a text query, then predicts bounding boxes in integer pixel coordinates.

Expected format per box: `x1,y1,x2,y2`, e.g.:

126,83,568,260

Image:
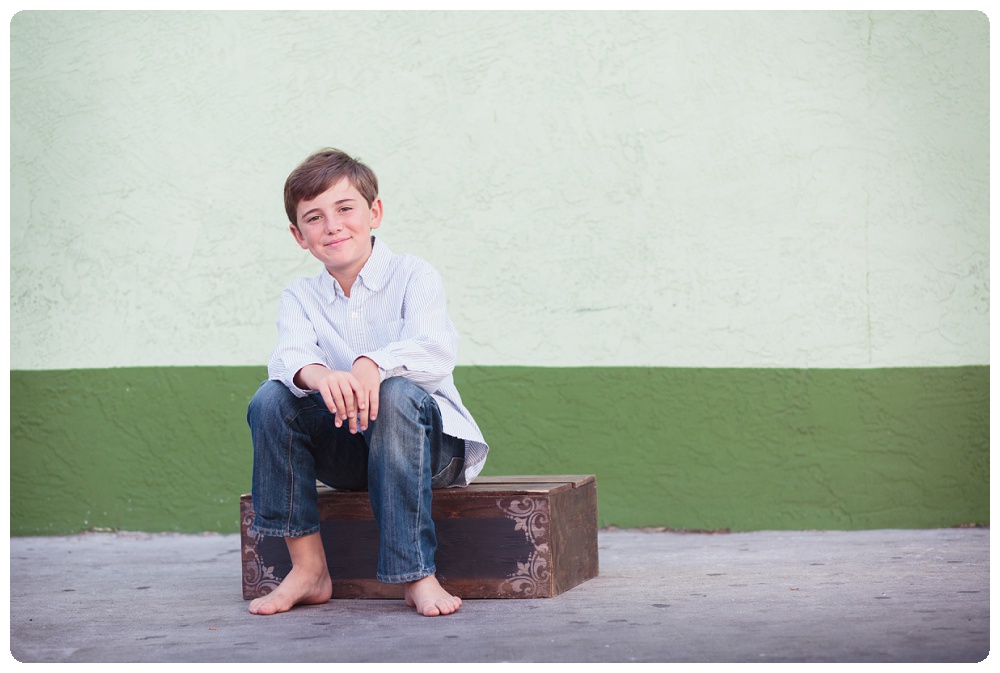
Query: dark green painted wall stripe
10,366,988,535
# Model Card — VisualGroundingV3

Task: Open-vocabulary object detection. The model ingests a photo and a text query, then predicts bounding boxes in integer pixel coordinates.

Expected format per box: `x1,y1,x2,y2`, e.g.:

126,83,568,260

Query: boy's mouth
326,236,351,247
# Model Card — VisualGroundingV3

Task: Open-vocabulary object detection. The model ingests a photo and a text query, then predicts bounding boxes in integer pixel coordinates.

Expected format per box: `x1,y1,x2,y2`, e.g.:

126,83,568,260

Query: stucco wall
11,11,988,371
9,11,989,534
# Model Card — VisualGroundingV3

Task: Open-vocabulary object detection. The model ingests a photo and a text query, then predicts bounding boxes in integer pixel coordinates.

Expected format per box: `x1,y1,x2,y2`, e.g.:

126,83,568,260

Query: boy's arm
362,268,459,393
267,288,332,397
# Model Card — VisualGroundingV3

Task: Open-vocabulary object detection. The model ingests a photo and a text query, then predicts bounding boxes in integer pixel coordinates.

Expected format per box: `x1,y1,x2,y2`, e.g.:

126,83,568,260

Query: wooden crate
240,474,598,600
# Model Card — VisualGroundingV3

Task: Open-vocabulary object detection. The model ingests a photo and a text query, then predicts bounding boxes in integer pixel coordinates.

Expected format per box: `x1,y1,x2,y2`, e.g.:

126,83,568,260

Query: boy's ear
370,198,383,230
289,222,308,249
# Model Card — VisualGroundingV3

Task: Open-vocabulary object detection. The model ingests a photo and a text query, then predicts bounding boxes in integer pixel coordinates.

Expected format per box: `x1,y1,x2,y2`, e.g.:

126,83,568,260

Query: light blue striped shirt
267,236,488,485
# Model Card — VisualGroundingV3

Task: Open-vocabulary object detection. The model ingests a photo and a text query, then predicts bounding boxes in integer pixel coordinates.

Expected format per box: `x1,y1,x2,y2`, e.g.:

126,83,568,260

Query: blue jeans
247,377,466,583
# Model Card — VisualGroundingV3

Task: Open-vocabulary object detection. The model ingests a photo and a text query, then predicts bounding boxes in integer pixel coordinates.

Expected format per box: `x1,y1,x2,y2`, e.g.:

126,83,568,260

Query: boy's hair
284,148,379,226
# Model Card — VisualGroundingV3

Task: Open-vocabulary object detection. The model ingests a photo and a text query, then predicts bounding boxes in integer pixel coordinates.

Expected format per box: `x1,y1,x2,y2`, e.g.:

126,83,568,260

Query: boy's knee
378,376,429,411
247,380,296,424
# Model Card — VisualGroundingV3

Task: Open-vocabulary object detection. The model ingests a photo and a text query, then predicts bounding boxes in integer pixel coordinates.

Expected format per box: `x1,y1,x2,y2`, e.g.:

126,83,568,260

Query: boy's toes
404,574,462,617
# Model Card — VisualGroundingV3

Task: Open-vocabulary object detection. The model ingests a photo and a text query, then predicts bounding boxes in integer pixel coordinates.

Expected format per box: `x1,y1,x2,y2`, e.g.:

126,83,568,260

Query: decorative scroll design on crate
497,497,551,596
241,508,281,597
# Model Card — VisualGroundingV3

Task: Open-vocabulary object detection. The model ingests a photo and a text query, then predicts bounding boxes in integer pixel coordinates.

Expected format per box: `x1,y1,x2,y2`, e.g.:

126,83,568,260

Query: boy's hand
351,357,381,431
295,364,370,434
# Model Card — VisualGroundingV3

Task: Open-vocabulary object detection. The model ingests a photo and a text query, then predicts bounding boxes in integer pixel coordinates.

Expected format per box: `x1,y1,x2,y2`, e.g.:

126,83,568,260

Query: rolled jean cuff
377,565,436,584
250,519,321,539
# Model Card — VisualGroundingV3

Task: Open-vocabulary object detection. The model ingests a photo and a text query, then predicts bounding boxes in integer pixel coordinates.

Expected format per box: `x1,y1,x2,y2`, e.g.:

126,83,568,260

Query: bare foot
249,532,332,616
404,574,462,617
249,565,333,615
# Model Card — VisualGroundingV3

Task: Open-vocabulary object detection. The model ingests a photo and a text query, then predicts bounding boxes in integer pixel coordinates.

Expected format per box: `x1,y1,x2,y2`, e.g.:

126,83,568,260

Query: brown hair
283,148,379,225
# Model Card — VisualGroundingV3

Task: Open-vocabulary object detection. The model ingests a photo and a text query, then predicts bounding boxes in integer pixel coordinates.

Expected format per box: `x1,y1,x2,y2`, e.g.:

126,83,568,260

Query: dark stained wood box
240,474,598,600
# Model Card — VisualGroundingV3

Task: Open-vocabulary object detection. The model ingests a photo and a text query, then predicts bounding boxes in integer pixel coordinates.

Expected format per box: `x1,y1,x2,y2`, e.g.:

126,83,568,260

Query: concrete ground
8,527,990,663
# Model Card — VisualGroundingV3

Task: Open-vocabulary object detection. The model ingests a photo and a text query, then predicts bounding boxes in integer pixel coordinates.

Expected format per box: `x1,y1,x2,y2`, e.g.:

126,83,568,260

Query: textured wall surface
9,11,989,534
10,11,988,370
9,366,989,534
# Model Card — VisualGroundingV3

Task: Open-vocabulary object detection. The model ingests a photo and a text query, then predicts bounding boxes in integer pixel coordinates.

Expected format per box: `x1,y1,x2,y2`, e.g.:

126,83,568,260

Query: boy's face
290,177,383,281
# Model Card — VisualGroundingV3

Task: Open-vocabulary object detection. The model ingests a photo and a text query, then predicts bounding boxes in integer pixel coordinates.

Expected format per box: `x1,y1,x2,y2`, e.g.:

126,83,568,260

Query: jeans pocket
430,456,465,489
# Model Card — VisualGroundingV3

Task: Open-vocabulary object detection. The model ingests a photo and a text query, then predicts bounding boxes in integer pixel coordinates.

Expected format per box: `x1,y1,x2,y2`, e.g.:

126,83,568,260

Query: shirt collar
357,236,391,292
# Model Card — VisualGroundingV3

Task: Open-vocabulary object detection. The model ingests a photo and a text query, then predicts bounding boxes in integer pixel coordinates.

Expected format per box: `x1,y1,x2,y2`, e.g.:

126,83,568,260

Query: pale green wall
10,11,988,371
9,11,989,534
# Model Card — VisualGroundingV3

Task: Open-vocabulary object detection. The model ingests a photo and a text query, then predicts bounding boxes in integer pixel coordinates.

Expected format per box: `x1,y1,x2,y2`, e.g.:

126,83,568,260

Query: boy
247,148,488,617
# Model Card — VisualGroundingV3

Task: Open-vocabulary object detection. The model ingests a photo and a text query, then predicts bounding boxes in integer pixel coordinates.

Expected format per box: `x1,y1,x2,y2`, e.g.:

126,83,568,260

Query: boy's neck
327,240,374,298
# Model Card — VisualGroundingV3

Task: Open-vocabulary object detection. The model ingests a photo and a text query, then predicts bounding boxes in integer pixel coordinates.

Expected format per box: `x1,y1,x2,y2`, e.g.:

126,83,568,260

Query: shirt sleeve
361,267,459,394
267,287,329,397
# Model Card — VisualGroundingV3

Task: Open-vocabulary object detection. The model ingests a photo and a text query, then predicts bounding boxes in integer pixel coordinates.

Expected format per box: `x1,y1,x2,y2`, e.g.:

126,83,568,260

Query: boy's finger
361,386,380,430
330,386,351,428
320,385,340,419
368,387,379,422
336,380,357,417
361,374,379,423
357,402,369,432
337,380,362,433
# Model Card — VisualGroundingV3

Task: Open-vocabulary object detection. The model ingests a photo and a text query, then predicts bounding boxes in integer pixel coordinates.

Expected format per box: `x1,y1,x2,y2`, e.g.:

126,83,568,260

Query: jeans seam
415,435,426,571
415,392,435,572
282,403,312,535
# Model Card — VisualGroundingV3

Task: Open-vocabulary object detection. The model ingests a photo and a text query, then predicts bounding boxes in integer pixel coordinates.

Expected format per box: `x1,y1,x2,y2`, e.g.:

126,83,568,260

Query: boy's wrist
354,355,387,382
293,363,329,391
